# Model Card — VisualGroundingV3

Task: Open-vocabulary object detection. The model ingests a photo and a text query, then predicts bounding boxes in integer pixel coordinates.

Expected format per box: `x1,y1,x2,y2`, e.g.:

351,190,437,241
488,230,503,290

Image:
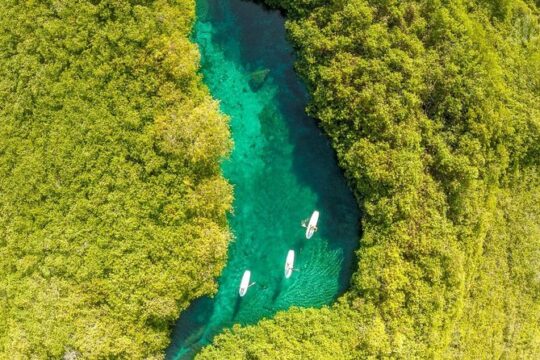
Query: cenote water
166,0,360,358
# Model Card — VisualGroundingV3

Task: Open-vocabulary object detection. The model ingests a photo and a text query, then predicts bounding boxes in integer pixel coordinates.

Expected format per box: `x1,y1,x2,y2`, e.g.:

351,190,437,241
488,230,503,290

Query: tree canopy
0,1,232,358
1,0,538,358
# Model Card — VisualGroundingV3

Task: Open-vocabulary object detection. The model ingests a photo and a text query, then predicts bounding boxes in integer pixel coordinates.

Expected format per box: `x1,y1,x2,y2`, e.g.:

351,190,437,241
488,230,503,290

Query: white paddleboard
305,210,319,239
239,270,251,297
284,250,295,279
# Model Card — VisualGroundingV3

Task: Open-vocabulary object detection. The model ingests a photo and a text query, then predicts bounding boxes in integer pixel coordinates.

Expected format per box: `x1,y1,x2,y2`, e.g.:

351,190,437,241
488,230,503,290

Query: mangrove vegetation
0,0,539,359
0,1,232,358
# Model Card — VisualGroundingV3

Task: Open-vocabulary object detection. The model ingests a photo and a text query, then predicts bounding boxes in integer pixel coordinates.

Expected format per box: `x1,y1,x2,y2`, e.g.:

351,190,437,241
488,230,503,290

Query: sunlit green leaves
0,0,232,358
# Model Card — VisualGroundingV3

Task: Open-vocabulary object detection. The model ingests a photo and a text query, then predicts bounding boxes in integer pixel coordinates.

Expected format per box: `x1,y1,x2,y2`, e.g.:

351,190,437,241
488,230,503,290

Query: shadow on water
293,237,306,250
231,296,242,319
271,284,282,303
166,297,214,359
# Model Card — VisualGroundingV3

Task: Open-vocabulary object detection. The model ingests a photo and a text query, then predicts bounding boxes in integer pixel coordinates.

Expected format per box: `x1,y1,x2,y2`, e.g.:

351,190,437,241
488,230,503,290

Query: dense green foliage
1,0,538,358
0,1,232,358
199,0,540,358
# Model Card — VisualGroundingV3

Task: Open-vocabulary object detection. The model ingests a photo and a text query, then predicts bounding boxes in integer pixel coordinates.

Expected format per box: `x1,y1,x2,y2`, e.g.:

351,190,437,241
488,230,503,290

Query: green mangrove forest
1,0,539,359
1,1,232,358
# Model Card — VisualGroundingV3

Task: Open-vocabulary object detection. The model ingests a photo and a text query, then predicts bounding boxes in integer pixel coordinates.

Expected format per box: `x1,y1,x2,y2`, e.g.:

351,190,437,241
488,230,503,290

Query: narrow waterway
166,0,360,358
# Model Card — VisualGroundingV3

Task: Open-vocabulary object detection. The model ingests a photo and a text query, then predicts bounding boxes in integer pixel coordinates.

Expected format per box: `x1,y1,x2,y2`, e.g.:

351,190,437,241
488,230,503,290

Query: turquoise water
166,0,360,358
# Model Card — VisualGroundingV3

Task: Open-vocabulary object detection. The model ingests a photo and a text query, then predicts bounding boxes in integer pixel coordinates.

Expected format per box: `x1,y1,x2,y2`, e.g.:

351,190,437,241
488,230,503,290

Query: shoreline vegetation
0,1,232,358
199,0,540,358
0,0,538,359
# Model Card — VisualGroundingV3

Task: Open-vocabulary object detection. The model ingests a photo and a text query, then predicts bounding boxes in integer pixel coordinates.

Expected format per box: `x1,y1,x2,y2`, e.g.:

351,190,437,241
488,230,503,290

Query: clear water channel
166,0,360,358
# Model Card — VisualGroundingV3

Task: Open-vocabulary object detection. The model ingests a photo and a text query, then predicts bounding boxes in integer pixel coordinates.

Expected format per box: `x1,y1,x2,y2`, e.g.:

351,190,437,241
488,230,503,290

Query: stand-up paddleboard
239,270,252,297
284,250,295,279
302,210,319,239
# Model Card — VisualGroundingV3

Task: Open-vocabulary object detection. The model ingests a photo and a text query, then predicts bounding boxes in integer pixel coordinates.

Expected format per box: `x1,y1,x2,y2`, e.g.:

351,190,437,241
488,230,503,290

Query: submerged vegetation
0,0,232,358
200,0,540,358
